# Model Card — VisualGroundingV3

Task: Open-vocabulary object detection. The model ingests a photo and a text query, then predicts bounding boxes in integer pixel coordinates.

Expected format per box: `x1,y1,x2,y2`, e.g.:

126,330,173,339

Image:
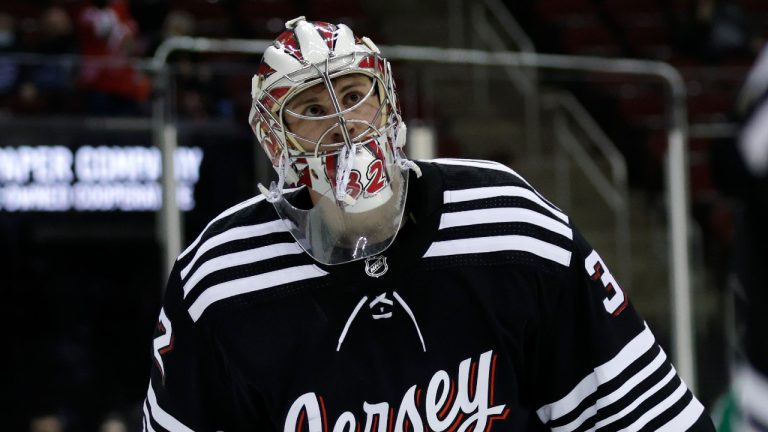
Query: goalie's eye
303,104,327,117
342,91,364,108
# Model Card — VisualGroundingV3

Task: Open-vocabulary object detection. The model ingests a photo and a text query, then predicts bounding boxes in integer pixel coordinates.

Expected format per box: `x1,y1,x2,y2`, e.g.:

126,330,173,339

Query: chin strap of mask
258,149,290,203
393,122,422,178
396,156,422,178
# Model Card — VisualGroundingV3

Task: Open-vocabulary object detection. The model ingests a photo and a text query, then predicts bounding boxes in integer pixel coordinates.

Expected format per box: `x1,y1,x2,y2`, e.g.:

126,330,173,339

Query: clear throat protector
259,60,411,265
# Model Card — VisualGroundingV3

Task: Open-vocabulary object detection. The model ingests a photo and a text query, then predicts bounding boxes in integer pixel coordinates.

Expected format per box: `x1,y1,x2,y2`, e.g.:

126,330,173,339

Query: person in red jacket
77,0,150,115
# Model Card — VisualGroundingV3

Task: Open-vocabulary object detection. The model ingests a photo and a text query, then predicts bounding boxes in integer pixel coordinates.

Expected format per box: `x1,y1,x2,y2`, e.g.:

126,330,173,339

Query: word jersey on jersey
143,159,715,432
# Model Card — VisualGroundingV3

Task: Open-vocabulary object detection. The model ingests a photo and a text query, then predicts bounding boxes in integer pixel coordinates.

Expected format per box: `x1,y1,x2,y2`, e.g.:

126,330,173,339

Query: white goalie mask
248,17,420,265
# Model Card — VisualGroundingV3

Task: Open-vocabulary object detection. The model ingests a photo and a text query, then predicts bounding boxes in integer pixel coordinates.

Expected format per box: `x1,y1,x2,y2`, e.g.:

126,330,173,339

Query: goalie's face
282,73,381,153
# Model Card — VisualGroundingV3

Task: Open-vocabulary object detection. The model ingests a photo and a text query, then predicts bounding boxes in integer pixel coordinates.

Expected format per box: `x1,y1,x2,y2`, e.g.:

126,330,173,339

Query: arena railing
544,92,631,284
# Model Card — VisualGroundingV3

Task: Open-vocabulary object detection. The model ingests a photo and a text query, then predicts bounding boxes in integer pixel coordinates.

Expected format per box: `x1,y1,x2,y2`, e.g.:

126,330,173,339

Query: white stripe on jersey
146,383,195,432
734,363,768,427
537,323,655,423
182,242,304,298
440,208,573,240
552,348,669,431
428,157,518,175
178,195,265,261
621,380,689,432
188,264,328,322
656,397,706,432
445,185,569,224
428,158,563,213
143,401,156,432
590,367,678,431
423,235,572,267
180,220,288,279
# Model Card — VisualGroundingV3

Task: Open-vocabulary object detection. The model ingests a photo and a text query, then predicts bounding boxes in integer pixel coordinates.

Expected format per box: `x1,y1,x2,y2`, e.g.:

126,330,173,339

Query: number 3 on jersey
584,250,628,316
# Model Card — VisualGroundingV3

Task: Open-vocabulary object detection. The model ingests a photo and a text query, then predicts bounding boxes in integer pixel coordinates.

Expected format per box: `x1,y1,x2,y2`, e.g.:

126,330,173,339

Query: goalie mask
248,17,420,265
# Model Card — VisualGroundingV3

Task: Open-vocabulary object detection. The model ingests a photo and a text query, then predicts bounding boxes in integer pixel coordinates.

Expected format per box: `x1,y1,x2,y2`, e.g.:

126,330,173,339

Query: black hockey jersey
143,159,715,432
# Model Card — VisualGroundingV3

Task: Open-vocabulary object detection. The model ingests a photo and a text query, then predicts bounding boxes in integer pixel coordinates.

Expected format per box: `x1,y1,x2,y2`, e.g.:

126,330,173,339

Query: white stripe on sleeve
182,242,304,298
428,158,562,213
439,207,573,240
591,367,677,431
146,384,195,432
428,158,519,176
552,348,669,432
178,195,265,260
423,235,572,267
655,397,705,432
143,401,156,432
180,220,288,279
620,380,689,432
537,323,655,423
445,185,569,223
188,265,328,322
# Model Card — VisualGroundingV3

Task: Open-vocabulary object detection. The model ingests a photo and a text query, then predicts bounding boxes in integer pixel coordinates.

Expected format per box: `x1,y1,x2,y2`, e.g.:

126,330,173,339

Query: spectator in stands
4,7,78,115
128,0,170,56
29,6,78,113
159,10,208,119
678,0,758,63
37,7,77,56
162,9,195,41
77,0,150,116
8,81,48,114
159,10,230,120
174,55,232,119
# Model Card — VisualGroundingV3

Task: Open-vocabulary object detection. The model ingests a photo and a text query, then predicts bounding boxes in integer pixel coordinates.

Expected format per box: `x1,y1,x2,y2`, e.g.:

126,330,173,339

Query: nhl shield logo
364,255,388,278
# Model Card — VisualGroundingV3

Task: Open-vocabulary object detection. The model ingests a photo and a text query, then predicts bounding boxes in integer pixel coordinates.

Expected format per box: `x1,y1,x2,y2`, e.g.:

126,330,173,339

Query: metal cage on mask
248,27,421,265
250,51,406,198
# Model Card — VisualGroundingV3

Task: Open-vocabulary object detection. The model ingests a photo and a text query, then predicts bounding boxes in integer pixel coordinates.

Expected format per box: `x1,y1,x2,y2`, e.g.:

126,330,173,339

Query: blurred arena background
0,0,762,430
